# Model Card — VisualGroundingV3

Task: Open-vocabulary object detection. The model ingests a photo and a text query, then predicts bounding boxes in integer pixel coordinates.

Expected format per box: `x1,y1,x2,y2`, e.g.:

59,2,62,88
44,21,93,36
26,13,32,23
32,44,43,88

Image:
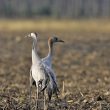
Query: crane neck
32,38,37,51
32,38,40,64
48,41,53,61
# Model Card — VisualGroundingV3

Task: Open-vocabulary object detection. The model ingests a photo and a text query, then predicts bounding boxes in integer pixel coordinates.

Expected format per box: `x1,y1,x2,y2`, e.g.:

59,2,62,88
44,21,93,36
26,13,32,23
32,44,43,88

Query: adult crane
26,33,50,110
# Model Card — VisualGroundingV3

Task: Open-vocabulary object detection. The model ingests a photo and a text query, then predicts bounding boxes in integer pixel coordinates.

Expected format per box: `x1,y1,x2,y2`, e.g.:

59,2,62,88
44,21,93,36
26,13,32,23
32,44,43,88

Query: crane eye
54,37,58,41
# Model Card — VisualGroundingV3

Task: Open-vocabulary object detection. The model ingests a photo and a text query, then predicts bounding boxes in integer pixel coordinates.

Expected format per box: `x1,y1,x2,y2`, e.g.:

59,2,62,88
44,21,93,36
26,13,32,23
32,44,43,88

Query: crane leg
29,71,32,109
35,85,39,110
43,90,46,110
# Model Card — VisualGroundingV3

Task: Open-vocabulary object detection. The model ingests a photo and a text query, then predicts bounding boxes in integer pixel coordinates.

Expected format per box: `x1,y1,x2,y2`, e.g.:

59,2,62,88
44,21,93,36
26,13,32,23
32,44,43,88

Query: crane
42,36,64,101
26,32,50,110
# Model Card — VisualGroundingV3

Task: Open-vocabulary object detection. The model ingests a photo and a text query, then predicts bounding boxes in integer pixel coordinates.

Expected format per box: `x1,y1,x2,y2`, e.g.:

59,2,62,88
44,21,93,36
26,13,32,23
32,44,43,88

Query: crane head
25,32,38,40
51,36,64,44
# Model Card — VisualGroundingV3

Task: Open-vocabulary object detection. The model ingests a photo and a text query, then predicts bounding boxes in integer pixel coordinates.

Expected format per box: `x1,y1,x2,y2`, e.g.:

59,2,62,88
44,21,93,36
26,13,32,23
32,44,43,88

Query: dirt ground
0,31,110,110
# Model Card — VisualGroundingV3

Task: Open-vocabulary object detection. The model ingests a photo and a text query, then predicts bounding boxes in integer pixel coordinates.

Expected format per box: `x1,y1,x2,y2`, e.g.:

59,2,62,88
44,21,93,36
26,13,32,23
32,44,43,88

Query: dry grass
0,19,110,33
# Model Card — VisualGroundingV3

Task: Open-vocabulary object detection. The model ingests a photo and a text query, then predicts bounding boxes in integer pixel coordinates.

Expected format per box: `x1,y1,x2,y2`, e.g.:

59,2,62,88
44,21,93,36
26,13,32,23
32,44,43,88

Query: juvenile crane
26,33,50,110
42,36,64,101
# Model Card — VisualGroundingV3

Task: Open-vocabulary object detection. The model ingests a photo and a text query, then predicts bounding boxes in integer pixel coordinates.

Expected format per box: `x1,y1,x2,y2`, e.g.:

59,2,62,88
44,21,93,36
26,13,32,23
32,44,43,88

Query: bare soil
0,31,110,110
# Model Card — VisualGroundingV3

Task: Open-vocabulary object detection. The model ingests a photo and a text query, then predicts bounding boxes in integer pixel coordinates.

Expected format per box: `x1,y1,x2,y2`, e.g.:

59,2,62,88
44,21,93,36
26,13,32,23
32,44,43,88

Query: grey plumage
42,36,64,101
26,32,50,110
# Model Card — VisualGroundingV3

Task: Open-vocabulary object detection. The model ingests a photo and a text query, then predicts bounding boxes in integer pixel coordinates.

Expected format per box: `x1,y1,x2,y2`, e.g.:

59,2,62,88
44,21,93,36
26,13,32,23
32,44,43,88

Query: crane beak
57,39,64,43
24,34,31,38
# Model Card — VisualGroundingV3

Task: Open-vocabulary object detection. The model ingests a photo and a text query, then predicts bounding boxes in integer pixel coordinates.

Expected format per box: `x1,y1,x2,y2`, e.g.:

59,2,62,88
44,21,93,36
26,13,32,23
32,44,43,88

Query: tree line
0,0,110,18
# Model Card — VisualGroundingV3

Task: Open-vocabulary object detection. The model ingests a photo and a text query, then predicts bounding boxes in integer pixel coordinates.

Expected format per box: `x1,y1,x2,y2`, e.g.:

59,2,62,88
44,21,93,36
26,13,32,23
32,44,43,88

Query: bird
42,36,64,101
26,32,50,110
31,36,64,101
